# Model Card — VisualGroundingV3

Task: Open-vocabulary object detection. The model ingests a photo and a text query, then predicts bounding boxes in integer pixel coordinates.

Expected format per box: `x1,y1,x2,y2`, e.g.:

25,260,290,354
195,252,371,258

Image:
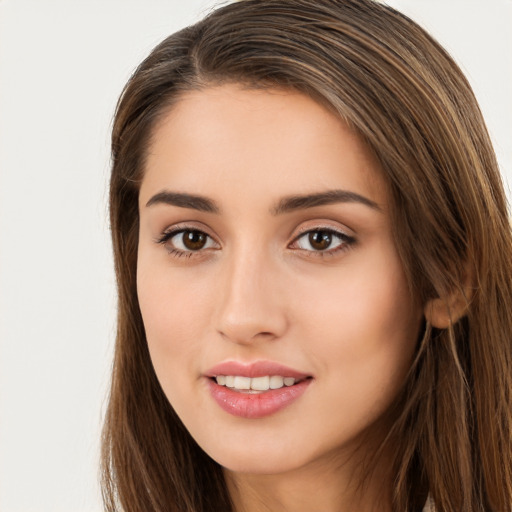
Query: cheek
292,249,421,402
136,260,216,385
298,267,416,344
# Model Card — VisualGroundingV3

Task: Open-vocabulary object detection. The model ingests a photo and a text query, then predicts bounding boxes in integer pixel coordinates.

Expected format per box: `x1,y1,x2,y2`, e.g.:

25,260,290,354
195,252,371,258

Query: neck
224,445,394,512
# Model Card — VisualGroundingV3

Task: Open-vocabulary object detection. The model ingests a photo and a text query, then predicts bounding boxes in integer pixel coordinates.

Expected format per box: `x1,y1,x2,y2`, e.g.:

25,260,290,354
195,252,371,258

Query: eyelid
154,220,355,259
288,223,356,256
155,222,221,254
156,221,218,241
291,220,355,241
290,227,353,246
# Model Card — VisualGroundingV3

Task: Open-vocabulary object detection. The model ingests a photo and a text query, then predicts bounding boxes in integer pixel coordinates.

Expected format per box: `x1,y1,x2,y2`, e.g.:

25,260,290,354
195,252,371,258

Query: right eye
157,228,218,256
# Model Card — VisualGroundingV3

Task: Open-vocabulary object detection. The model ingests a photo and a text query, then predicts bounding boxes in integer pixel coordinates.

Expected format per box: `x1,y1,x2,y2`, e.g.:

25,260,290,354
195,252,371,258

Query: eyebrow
271,189,381,215
145,189,381,214
145,191,220,213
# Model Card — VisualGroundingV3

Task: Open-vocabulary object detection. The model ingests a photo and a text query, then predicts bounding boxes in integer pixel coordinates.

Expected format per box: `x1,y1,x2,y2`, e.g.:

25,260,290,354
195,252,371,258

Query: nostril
218,328,279,345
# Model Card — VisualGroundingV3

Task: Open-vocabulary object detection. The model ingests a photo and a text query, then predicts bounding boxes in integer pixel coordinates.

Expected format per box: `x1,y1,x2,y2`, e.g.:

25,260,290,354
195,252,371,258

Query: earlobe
424,285,471,329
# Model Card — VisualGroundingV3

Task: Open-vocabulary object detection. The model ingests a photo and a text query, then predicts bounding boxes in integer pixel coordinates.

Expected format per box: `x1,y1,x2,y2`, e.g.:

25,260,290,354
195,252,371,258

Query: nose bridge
215,240,287,344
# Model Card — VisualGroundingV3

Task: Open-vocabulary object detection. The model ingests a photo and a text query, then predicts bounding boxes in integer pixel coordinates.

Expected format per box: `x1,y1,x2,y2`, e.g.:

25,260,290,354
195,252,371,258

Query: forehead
140,84,387,210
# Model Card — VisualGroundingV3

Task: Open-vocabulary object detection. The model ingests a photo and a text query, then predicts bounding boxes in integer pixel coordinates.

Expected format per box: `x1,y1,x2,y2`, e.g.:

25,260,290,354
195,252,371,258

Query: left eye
293,229,349,252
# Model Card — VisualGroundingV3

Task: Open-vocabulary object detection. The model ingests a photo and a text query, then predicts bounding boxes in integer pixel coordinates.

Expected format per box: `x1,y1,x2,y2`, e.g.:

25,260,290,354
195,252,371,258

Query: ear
424,284,471,329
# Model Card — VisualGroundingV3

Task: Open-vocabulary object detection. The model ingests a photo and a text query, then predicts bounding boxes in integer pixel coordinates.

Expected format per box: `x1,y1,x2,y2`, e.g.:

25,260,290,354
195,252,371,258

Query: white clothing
422,495,436,512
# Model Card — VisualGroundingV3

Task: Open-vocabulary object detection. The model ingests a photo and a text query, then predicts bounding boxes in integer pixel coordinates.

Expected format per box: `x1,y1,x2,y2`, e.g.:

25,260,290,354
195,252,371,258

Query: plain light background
0,1,510,511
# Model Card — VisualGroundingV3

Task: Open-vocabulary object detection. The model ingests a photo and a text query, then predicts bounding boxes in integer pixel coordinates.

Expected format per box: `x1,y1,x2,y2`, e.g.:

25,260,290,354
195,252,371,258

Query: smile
215,375,300,392
205,361,313,418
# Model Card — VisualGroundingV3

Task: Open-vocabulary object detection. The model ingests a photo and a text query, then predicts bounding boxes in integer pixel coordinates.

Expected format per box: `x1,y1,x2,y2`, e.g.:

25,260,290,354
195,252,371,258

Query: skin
137,84,424,512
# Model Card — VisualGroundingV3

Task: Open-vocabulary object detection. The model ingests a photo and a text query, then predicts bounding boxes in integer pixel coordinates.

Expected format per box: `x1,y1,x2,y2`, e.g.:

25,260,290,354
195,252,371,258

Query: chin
199,437,310,475
220,453,305,475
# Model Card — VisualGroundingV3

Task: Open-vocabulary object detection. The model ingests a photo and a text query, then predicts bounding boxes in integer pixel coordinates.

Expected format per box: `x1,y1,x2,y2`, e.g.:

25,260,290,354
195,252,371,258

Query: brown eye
293,228,354,254
182,230,208,250
159,228,218,254
308,231,332,251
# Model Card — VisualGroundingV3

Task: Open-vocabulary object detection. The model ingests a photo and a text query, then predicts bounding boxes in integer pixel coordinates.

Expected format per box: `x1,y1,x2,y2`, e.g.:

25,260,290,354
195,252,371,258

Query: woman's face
137,84,423,475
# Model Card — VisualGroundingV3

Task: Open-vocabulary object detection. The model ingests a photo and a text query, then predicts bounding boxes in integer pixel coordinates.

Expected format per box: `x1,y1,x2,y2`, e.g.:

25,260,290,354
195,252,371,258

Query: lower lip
207,378,311,419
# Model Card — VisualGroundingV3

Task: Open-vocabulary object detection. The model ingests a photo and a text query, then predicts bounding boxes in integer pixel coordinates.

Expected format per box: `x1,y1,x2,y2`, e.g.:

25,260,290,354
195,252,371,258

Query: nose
215,246,288,345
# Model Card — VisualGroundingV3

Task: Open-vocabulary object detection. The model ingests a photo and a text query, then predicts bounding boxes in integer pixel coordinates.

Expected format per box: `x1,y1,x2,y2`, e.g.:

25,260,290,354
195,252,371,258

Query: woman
101,1,512,510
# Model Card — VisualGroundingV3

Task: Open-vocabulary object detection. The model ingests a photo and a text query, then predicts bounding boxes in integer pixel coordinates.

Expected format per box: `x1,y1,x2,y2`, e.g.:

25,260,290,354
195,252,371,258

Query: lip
205,360,310,379
204,360,312,419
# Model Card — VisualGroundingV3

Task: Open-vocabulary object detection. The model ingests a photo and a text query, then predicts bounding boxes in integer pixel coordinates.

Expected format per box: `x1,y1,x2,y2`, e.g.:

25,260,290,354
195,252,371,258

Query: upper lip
205,360,311,379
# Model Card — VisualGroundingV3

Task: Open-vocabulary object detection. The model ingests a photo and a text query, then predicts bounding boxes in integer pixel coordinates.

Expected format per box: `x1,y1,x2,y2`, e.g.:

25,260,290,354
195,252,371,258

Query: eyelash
155,226,356,259
289,227,356,258
156,226,218,259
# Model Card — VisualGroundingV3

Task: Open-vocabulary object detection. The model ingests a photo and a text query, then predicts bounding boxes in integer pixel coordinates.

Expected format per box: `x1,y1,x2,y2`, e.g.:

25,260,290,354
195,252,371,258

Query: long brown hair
102,1,512,510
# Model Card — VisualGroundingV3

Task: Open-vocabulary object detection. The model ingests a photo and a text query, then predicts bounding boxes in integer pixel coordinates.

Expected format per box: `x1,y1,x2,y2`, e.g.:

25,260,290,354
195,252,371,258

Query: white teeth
251,376,270,391
215,375,297,391
269,376,284,389
233,376,251,390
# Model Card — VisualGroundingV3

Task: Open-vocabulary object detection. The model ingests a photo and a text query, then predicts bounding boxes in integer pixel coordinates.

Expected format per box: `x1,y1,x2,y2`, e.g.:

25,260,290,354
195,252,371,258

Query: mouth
205,361,313,419
210,374,311,393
